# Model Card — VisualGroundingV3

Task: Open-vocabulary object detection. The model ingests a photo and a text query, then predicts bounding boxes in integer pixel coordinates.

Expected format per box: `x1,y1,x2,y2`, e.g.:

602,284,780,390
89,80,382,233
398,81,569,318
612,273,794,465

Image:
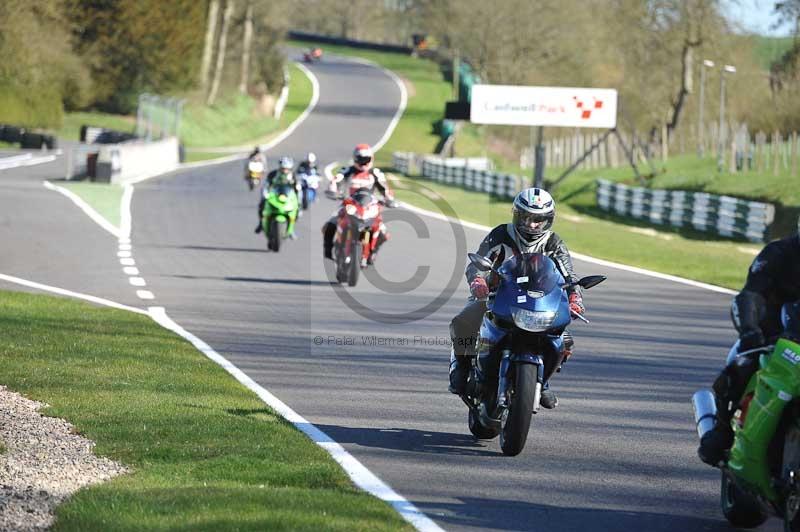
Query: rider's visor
354,155,372,165
517,211,550,231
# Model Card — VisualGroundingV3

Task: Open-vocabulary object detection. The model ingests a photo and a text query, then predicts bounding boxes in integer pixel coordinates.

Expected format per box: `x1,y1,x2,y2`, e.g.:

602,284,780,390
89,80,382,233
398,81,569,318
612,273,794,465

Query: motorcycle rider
255,156,301,238
322,144,395,262
448,188,585,409
698,219,800,466
297,152,319,210
245,146,266,182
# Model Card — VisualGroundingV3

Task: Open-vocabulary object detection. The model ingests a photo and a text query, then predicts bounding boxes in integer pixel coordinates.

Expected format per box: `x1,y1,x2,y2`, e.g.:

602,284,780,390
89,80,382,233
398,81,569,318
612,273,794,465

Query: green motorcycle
693,302,800,530
261,183,298,252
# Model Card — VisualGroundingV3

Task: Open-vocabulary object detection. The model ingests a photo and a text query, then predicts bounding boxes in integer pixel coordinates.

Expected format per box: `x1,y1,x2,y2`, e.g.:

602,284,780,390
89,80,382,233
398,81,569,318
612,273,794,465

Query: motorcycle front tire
268,218,280,252
348,242,361,287
500,364,537,456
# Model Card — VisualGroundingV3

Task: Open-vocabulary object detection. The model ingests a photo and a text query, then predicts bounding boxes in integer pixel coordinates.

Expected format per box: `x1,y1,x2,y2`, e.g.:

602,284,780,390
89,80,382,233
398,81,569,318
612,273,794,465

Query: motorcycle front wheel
500,364,536,456
348,242,361,287
268,219,280,252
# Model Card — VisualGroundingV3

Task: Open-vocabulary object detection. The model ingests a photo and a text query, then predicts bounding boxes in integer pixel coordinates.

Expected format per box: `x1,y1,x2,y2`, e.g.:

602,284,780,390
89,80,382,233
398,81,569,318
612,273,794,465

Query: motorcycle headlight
345,204,357,215
512,308,556,332
278,194,287,201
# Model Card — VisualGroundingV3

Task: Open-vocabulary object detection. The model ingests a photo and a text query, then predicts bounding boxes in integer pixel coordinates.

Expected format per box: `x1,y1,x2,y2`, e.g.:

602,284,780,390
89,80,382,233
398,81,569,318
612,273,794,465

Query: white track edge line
0,273,147,315
146,307,443,532
397,199,738,296
43,181,121,238
119,184,133,241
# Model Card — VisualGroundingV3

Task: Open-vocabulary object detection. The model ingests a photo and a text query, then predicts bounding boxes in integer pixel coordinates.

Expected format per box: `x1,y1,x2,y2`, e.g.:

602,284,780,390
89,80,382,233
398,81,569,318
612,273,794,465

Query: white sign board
470,85,618,128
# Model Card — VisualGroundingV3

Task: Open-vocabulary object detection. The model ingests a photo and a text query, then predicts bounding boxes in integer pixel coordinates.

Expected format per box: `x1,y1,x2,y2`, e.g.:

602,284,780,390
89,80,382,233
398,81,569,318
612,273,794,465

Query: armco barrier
392,152,519,199
94,136,179,185
596,179,775,242
288,31,412,54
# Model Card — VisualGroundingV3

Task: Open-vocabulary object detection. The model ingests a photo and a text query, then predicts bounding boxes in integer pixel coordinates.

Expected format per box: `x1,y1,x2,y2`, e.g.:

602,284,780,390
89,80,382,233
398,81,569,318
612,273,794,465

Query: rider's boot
449,358,468,395
540,382,558,409
254,222,263,234
368,231,387,265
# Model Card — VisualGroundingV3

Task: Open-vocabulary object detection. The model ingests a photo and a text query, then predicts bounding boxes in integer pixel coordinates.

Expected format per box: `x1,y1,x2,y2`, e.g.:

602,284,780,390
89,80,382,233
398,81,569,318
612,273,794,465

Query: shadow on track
164,274,333,287
415,497,730,532
315,424,497,457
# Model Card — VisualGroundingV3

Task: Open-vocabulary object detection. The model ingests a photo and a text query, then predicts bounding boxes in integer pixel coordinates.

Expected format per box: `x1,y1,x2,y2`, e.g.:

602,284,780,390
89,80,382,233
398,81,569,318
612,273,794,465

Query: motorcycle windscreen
271,184,294,197
498,253,564,296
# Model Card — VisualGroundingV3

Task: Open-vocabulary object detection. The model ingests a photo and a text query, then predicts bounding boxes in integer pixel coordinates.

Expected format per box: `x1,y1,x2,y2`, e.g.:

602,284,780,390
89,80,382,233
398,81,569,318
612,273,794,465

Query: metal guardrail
595,179,775,242
393,152,518,199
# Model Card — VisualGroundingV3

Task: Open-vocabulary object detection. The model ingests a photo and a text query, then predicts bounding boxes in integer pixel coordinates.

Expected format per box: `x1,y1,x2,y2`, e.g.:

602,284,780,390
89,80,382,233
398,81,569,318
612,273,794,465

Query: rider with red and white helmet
323,144,396,261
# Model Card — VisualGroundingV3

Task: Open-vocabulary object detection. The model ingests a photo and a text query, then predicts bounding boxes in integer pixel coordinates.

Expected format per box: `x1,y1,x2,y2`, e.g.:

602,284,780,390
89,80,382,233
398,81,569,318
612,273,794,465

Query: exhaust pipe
692,390,717,440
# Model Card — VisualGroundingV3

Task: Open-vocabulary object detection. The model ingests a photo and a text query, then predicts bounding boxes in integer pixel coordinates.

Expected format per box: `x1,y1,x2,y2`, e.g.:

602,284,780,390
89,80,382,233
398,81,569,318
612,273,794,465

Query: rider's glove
739,330,766,352
470,277,489,299
569,293,585,317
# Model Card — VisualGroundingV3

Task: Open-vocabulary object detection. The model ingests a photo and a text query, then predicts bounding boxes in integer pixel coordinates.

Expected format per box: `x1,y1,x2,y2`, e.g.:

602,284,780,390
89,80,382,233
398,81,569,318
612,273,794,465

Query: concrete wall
95,137,179,185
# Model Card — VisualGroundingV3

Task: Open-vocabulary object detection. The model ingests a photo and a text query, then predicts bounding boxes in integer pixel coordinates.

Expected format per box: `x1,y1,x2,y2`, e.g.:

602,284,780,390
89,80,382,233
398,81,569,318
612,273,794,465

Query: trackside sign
470,85,618,128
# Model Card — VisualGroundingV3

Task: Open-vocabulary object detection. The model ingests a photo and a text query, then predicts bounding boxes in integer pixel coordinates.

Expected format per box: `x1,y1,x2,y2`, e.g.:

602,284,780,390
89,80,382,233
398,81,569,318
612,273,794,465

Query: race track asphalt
0,52,780,531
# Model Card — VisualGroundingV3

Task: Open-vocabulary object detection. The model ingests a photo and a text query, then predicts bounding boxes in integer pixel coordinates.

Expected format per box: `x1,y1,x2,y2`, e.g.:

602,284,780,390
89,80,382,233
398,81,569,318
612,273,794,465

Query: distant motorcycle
246,160,265,191
303,47,323,63
332,188,390,287
692,301,800,530
460,252,605,456
261,183,299,252
298,168,321,209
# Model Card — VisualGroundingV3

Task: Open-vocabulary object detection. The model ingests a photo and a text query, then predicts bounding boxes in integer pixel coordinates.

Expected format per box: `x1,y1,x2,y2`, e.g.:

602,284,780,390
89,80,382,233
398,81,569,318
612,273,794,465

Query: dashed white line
136,290,154,300
117,250,132,258
128,277,146,287
120,258,136,266
123,266,140,275
118,244,132,251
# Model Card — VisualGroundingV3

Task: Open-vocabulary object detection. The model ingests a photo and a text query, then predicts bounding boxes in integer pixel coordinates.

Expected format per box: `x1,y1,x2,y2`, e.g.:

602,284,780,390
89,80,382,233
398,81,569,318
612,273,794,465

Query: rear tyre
720,471,767,528
268,219,280,252
500,364,536,456
469,408,499,440
348,242,361,287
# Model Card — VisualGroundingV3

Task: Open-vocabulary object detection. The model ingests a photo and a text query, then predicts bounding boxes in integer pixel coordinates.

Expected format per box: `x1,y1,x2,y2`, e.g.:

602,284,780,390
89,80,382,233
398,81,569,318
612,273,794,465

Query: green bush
0,85,63,129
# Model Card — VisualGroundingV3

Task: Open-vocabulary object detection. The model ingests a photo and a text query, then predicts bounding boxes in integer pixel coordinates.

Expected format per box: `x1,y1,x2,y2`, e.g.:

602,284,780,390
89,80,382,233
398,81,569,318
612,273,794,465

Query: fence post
774,131,780,176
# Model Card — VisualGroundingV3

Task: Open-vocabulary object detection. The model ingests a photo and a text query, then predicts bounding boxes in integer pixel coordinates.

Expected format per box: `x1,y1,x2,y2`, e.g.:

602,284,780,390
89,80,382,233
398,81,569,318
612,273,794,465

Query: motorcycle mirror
468,253,494,272
578,275,607,289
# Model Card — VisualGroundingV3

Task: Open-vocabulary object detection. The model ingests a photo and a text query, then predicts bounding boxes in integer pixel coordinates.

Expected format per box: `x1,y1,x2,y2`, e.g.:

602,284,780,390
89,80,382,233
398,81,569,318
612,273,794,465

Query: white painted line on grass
120,258,136,266
0,273,147,315
128,277,146,287
123,267,140,275
43,181,121,238
136,290,154,300
147,306,444,532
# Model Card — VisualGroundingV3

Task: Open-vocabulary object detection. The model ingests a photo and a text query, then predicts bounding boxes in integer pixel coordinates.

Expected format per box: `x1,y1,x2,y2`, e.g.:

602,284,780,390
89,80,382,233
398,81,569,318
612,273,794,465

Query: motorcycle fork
496,351,545,414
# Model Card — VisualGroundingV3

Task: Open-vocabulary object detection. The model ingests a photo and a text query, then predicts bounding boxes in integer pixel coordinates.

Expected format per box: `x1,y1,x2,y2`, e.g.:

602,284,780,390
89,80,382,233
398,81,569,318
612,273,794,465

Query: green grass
57,112,136,141
60,182,123,229
0,290,409,531
180,62,313,149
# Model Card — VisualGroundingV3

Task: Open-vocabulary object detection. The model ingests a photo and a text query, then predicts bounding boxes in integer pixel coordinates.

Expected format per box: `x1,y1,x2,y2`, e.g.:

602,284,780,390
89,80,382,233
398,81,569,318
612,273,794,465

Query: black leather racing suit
449,223,582,377
711,235,800,428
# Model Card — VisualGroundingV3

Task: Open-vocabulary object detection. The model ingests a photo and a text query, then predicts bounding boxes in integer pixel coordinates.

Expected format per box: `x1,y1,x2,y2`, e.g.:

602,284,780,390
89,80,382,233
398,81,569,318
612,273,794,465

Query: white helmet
307,152,317,165
512,188,555,244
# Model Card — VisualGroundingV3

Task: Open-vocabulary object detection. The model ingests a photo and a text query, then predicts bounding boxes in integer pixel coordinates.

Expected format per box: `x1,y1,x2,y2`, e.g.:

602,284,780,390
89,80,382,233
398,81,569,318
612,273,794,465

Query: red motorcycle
303,47,323,63
333,188,387,287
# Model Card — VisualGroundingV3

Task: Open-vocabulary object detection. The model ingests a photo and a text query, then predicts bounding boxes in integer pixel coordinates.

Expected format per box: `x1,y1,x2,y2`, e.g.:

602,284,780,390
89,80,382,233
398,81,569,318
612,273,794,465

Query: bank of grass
180,62,313,150
0,290,409,531
59,182,123,229
56,112,136,141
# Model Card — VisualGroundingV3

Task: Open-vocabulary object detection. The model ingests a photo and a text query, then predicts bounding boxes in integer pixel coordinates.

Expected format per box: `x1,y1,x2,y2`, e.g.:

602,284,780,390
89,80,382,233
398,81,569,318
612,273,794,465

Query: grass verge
59,182,123,229
0,289,409,531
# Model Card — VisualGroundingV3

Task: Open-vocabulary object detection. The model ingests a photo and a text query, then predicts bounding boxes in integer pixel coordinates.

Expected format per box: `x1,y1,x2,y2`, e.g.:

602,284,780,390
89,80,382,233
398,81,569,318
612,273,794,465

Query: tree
200,0,221,92
240,1,254,93
207,0,235,105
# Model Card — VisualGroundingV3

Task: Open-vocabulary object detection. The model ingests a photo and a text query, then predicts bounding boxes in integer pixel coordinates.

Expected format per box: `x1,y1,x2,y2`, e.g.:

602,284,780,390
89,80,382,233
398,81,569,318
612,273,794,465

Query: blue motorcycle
464,252,606,456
